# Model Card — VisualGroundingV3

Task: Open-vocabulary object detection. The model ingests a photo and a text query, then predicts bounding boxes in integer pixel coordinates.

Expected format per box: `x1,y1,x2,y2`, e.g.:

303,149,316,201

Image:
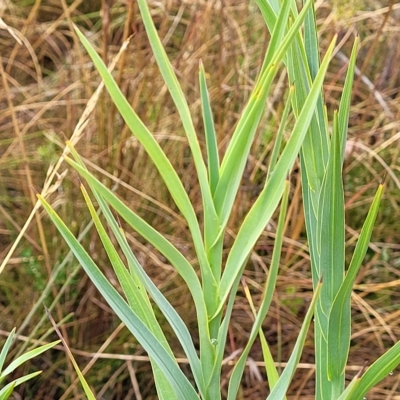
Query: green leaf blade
38,195,199,400
268,279,323,399
216,35,337,315
327,183,384,379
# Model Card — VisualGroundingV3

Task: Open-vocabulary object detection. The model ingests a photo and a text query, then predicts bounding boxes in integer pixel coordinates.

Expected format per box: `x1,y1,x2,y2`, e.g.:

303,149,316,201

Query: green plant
0,328,59,399
38,0,400,399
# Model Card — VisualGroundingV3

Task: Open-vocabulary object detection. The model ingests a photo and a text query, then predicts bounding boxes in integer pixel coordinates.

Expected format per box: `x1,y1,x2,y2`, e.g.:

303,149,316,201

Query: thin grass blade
262,0,295,69
216,36,336,316
73,27,214,303
316,110,345,316
314,110,346,398
342,340,400,400
75,171,206,396
64,156,211,366
0,329,15,375
64,155,208,318
327,183,384,379
0,381,15,400
135,0,215,204
79,184,179,399
227,181,289,399
66,143,206,395
0,373,40,399
337,38,359,162
268,87,294,176
299,21,330,229
0,341,60,378
134,1,219,281
336,367,365,400
199,62,219,195
267,279,323,399
213,0,313,235
38,195,199,400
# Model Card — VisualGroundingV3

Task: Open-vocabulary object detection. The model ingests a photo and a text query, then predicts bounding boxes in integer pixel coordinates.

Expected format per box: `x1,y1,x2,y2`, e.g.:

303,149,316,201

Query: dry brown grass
1,0,400,398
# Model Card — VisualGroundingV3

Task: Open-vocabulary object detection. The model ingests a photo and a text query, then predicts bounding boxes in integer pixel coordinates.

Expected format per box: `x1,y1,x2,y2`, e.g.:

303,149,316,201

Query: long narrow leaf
64,153,212,385
268,279,323,399
336,368,364,400
199,62,219,195
79,184,177,399
216,36,337,317
64,155,208,324
315,111,345,398
213,0,313,235
73,168,206,396
73,26,215,308
0,341,60,378
337,38,359,162
134,0,219,284
344,340,400,400
38,195,199,400
268,87,294,176
227,181,290,399
327,183,384,379
0,329,15,375
0,381,15,400
317,111,345,315
0,373,40,399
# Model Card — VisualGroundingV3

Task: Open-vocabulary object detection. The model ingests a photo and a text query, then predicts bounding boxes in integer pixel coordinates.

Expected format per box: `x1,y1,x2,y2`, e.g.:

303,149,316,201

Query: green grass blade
327,183,384,379
317,111,345,316
198,62,224,300
134,1,219,277
199,62,219,195
65,157,212,359
336,368,364,400
0,373,40,399
337,38,359,162
314,110,345,398
255,0,278,32
227,181,289,399
66,144,209,368
73,26,194,225
262,0,294,69
64,156,208,319
209,272,245,394
300,163,320,287
79,184,179,398
303,0,320,79
38,195,199,400
303,0,328,145
212,62,277,232
260,337,281,394
267,279,323,399
302,1,330,193
344,340,400,400
73,26,215,302
259,0,329,188
0,381,16,400
213,0,313,234
204,263,250,397
135,0,215,202
1,341,60,378
216,36,336,316
78,179,206,396
0,329,15,374
268,87,294,176
66,142,207,395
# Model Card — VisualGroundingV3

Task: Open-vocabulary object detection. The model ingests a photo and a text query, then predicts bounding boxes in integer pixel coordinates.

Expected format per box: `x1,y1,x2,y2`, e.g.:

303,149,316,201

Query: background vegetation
1,0,400,398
